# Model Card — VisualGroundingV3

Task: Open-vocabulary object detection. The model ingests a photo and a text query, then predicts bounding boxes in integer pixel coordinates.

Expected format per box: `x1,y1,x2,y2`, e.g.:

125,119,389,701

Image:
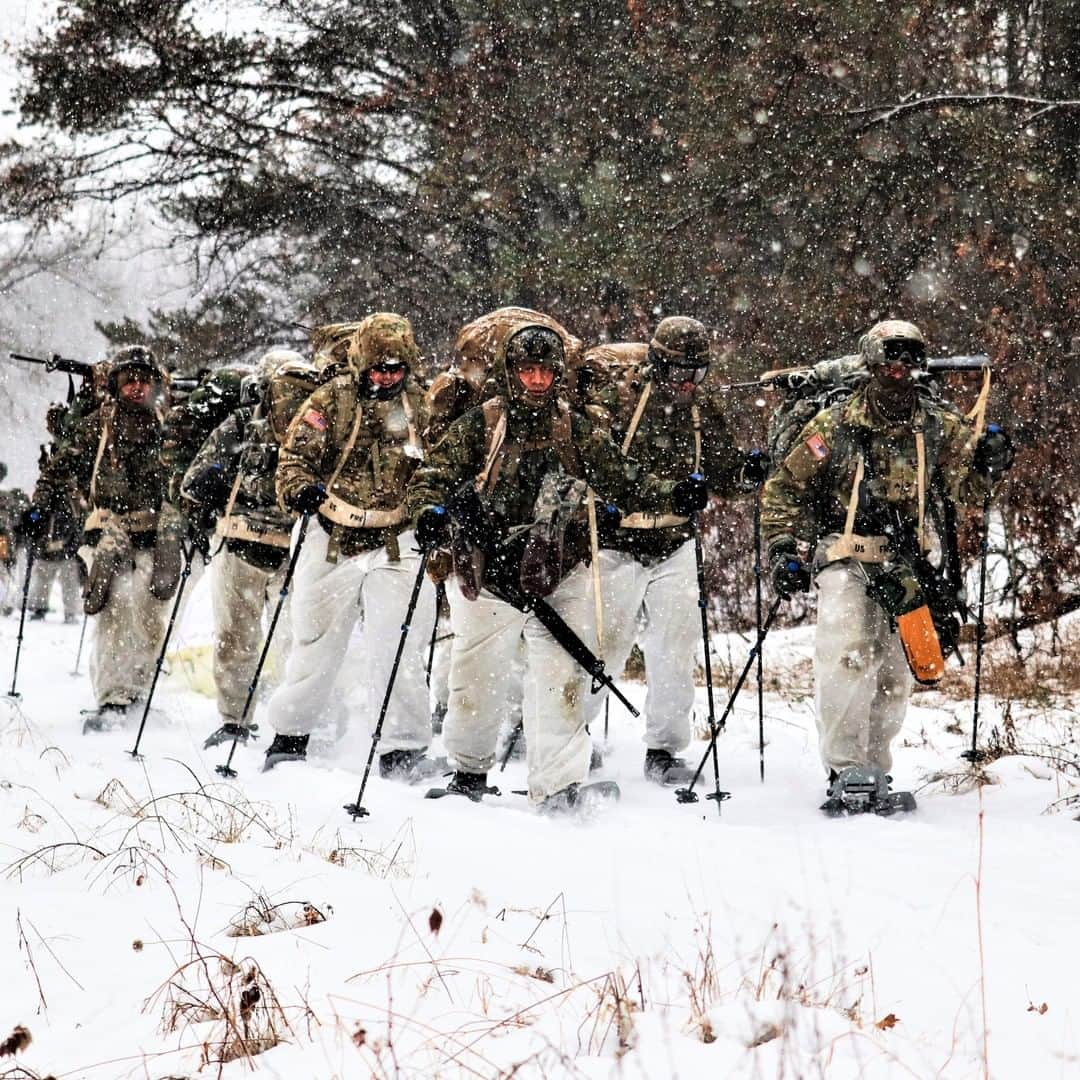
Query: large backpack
265,358,325,444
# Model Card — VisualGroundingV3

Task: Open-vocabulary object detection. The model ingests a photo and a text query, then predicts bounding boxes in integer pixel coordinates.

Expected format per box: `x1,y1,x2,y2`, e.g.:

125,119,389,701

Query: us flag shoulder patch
805,433,830,459
303,409,327,431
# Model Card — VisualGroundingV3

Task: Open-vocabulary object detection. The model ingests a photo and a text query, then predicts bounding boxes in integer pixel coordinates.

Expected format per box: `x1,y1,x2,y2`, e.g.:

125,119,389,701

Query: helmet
501,325,565,412
311,322,362,370
106,345,161,397
648,316,711,389
859,320,927,369
240,347,306,407
347,313,420,374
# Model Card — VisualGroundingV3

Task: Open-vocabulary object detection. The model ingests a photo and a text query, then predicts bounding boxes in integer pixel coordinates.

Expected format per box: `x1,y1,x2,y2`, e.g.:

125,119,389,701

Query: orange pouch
896,605,946,685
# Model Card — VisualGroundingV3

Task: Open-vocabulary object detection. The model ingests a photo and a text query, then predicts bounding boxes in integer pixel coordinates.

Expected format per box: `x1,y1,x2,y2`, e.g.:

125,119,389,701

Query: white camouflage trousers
267,525,434,752
29,557,81,618
211,549,289,724
814,561,912,774
583,542,701,753
0,546,29,615
90,549,170,707
444,563,593,803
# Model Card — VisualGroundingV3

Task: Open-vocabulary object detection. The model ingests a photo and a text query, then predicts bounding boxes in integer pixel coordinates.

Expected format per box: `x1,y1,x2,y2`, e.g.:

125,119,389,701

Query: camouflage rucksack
265,358,325,444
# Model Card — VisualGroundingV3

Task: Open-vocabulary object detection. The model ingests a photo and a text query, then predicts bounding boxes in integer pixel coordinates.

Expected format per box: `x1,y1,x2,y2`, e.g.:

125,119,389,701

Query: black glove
20,506,48,541
972,424,1015,477
769,538,811,599
739,449,770,491
288,483,327,515
672,472,709,517
185,463,231,508
415,505,450,552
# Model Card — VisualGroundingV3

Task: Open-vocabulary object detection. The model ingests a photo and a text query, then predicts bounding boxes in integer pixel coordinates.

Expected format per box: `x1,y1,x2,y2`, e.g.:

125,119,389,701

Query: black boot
81,701,129,734
29,608,47,621
446,770,500,801
204,721,258,750
263,732,309,771
644,749,694,786
540,781,621,816
379,747,445,783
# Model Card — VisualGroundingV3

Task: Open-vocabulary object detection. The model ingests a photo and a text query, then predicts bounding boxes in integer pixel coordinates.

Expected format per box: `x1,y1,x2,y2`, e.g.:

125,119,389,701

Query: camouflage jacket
276,372,430,558
0,487,31,563
34,399,166,548
161,367,247,504
182,406,295,570
406,397,678,547
761,389,990,555
585,362,744,561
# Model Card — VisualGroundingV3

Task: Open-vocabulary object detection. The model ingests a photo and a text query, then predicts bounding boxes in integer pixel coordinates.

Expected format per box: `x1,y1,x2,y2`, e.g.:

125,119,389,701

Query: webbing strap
88,406,113,508
476,400,508,494
620,381,652,457
966,367,991,441
915,429,927,551
327,386,363,495
691,404,702,473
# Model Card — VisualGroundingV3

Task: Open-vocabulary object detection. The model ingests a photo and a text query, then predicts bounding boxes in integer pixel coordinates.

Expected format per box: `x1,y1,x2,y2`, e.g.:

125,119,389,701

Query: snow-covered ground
1,578,1078,1079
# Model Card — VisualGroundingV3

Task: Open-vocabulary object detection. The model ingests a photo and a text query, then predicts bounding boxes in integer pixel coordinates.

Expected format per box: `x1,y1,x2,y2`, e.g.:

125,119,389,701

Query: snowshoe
539,781,621,817
379,747,447,784
820,766,916,817
644,748,696,786
203,721,258,750
425,770,501,803
262,732,309,771
81,701,129,734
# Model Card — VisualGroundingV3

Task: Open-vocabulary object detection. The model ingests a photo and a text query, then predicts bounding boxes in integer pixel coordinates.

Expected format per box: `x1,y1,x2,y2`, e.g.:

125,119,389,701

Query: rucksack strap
620,381,652,456
88,403,115,508
326,381,363,495
476,398,508,494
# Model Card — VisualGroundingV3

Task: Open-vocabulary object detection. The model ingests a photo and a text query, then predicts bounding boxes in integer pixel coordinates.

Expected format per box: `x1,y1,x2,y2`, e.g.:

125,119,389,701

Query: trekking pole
499,718,523,772
424,582,443,689
6,549,37,699
127,542,193,759
753,496,766,782
344,551,430,819
675,595,784,809
688,514,728,814
217,513,311,778
71,613,89,676
961,485,994,764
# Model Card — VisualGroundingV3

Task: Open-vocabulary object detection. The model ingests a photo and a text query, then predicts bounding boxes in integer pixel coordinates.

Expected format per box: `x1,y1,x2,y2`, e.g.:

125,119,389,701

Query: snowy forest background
1,0,1078,646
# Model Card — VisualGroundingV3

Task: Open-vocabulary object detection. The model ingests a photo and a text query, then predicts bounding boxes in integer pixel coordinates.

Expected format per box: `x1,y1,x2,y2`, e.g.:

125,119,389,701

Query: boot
81,701,129,734
446,770,500,801
204,721,258,750
539,781,621,816
644,748,694,786
64,613,78,625
263,732,309,771
379,747,445,783
29,608,47,621
431,701,447,735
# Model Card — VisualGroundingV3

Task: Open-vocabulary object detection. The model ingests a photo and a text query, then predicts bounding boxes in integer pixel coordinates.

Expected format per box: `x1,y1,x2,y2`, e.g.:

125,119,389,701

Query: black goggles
880,339,926,367
665,360,709,385
370,362,406,375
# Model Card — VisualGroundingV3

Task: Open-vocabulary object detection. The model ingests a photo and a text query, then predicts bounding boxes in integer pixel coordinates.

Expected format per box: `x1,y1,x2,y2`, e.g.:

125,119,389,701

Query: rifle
10,352,95,379
445,485,641,718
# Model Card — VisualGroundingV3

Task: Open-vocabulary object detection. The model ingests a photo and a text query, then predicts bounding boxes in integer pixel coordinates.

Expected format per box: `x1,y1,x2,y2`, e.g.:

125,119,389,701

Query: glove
185,463,230,508
738,449,770,491
415,505,450,552
20,506,48,540
972,424,1015,477
672,472,709,517
768,538,811,599
288,483,327,515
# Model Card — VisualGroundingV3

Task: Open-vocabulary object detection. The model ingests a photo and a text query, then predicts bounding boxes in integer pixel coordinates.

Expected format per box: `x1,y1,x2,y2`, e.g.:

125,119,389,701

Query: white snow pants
583,542,700,753
211,549,289,723
90,549,170,707
814,561,913,773
0,546,29,614
444,564,593,803
28,557,81,618
267,525,434,752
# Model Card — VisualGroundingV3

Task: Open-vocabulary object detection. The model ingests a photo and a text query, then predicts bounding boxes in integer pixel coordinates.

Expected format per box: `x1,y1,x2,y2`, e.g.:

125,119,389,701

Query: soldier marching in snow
760,320,1013,812
582,317,761,785
0,463,31,617
30,347,181,728
264,313,440,779
406,316,706,813
181,348,307,749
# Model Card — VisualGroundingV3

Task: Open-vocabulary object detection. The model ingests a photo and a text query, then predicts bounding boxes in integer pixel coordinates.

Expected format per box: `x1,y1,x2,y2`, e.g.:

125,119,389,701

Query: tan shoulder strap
966,366,991,442
476,398,508,493
691,404,702,473
327,381,363,495
219,468,244,532
400,388,423,459
834,454,865,558
551,403,581,477
620,381,652,457
915,429,927,551
88,404,114,507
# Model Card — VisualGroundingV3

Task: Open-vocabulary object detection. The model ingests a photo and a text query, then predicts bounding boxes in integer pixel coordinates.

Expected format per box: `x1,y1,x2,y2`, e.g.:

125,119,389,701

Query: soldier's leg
444,577,525,774
867,620,914,773
814,562,884,773
59,558,82,620
266,525,363,736
90,558,142,706
130,549,171,697
211,550,272,724
355,535,435,752
27,558,57,614
263,560,291,693
581,549,646,731
638,540,700,753
522,562,593,802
